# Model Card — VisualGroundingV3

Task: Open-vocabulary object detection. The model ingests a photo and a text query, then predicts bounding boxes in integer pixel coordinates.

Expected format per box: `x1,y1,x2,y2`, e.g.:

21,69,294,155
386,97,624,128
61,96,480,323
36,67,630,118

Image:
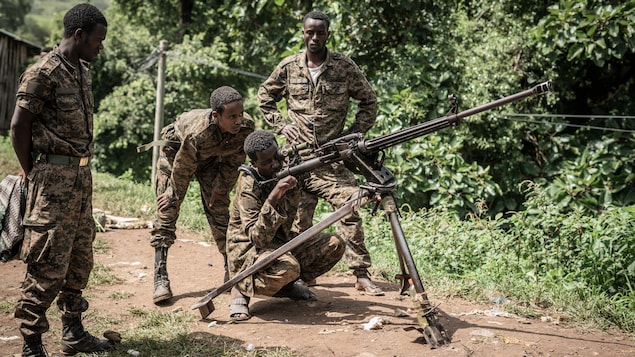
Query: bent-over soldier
150,86,254,304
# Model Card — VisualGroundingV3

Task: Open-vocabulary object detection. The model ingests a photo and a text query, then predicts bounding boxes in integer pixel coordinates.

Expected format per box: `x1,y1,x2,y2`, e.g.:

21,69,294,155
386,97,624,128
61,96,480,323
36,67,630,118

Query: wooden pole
151,40,167,189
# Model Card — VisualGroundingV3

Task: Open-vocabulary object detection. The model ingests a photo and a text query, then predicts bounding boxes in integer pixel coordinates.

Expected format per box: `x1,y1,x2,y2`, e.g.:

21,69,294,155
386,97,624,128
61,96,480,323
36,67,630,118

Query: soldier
10,4,115,356
258,10,384,295
150,86,255,304
226,130,346,321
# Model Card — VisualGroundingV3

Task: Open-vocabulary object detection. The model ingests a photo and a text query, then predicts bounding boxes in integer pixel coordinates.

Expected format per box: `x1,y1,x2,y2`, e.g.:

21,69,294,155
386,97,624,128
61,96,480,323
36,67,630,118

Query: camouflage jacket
258,49,377,146
16,46,94,157
163,109,255,204
226,171,300,287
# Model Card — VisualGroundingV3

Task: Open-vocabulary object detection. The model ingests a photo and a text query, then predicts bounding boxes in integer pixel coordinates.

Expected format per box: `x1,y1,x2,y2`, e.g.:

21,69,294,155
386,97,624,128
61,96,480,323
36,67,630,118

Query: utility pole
151,40,168,189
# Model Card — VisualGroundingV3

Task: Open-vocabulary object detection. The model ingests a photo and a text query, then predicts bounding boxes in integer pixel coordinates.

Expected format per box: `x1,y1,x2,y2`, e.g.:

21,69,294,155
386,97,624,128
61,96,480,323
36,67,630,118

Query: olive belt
36,153,90,167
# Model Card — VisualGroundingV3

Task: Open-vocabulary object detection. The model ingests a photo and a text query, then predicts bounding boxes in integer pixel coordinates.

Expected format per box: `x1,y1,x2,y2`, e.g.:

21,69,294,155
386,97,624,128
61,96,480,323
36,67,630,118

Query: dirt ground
2,228,634,357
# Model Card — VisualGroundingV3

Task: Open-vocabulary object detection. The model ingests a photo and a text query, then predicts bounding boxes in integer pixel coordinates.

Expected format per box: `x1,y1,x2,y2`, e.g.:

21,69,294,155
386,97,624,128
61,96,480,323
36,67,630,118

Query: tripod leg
381,195,451,347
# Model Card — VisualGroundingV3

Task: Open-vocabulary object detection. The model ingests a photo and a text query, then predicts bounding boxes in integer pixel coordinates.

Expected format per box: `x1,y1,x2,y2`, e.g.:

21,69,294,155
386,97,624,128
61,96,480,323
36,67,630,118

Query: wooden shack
0,29,41,134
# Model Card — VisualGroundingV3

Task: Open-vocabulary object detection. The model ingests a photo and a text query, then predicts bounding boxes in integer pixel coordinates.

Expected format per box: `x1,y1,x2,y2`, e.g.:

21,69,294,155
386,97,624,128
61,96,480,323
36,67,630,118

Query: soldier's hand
157,193,174,211
281,124,300,143
17,169,29,186
267,176,297,206
209,190,230,209
277,176,297,193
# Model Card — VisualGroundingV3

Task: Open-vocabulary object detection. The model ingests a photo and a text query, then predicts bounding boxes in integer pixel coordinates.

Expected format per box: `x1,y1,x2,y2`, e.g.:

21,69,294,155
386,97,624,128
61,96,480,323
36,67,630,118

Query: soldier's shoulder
277,53,303,68
178,108,211,122
176,109,213,134
330,52,358,67
22,56,62,80
242,112,256,130
237,172,258,193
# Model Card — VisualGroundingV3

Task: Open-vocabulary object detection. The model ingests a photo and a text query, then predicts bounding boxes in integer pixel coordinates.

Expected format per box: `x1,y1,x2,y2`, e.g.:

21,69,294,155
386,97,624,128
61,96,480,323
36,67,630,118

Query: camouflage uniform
150,109,255,255
226,173,345,297
14,46,97,338
258,49,377,271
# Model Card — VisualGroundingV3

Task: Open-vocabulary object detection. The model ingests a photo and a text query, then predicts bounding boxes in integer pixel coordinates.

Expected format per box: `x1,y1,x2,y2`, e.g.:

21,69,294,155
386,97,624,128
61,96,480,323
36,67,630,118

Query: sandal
274,282,317,301
229,297,251,321
354,270,385,296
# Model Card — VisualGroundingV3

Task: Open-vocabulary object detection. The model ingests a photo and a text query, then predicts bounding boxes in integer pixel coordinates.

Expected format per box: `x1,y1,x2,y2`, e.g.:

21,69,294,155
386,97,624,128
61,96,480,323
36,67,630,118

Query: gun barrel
361,81,552,154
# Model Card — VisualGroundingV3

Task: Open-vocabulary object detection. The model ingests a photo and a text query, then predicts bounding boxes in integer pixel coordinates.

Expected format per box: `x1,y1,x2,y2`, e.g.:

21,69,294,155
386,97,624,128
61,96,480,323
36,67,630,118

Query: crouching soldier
225,130,346,321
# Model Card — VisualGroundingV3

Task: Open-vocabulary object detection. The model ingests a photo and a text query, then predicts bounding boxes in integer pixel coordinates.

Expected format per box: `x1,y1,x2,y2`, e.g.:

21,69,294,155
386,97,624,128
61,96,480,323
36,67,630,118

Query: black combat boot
153,246,172,304
22,334,47,357
60,316,114,356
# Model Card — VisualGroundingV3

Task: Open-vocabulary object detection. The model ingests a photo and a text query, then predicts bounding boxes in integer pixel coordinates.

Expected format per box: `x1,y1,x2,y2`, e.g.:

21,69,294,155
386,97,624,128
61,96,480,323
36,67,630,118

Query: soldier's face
78,24,107,62
303,19,329,54
215,101,244,134
254,145,281,179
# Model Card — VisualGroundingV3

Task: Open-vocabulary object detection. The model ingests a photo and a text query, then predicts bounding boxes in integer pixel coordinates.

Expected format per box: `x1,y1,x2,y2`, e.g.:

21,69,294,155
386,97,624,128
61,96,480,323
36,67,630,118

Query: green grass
362,207,635,334
0,136,20,177
77,307,301,357
0,299,16,314
88,262,123,286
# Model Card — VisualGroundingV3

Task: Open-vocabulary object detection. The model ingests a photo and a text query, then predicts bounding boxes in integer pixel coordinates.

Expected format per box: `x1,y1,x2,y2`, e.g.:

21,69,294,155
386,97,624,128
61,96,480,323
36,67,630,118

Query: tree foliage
0,0,31,31
89,0,635,217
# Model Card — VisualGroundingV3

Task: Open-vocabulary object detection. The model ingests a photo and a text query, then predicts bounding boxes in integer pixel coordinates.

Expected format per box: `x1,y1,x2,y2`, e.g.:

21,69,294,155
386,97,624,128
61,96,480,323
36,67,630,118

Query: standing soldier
150,86,254,304
10,4,116,356
258,10,384,295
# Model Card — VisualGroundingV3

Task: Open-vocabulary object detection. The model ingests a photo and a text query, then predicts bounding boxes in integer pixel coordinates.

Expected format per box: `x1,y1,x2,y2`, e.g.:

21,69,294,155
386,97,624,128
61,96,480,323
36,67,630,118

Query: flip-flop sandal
355,281,385,296
229,297,250,321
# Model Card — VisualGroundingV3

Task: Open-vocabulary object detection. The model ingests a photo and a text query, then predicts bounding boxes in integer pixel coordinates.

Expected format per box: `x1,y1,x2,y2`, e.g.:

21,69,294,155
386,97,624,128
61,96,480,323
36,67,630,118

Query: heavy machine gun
270,81,552,187
192,81,553,348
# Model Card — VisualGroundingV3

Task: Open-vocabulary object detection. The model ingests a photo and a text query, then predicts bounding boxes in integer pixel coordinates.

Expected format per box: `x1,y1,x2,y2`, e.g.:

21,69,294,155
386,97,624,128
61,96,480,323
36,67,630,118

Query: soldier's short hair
244,130,277,162
303,10,330,30
210,86,243,115
63,3,107,38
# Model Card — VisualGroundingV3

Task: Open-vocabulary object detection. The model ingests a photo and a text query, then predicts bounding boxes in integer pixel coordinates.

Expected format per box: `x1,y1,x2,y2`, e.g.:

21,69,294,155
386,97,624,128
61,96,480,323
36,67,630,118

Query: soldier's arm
258,66,288,134
12,69,52,177
211,149,245,200
348,63,378,135
236,177,288,249
10,106,36,176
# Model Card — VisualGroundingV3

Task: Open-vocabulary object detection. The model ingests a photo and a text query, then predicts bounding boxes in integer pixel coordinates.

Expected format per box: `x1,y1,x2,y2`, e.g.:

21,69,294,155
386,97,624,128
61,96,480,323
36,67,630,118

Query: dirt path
2,228,634,357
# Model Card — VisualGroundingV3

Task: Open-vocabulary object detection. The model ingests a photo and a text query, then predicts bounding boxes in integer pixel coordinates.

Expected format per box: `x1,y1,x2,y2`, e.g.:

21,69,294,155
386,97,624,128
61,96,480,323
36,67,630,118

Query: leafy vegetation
1,0,634,349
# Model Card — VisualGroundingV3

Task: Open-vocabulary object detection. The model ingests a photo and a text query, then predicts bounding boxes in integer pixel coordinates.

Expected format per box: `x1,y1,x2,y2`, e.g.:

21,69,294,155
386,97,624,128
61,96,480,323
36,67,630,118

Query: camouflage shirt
16,46,94,157
258,49,377,146
226,172,300,280
165,109,255,204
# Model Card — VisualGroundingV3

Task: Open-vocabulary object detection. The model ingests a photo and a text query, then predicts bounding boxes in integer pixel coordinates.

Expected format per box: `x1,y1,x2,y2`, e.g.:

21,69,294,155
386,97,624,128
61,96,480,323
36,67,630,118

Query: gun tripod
358,180,451,347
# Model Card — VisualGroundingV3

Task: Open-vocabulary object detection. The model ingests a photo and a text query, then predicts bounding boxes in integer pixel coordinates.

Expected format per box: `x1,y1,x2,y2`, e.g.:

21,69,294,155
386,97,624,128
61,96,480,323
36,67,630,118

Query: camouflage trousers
150,147,229,257
15,162,96,338
237,232,345,297
292,162,372,271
